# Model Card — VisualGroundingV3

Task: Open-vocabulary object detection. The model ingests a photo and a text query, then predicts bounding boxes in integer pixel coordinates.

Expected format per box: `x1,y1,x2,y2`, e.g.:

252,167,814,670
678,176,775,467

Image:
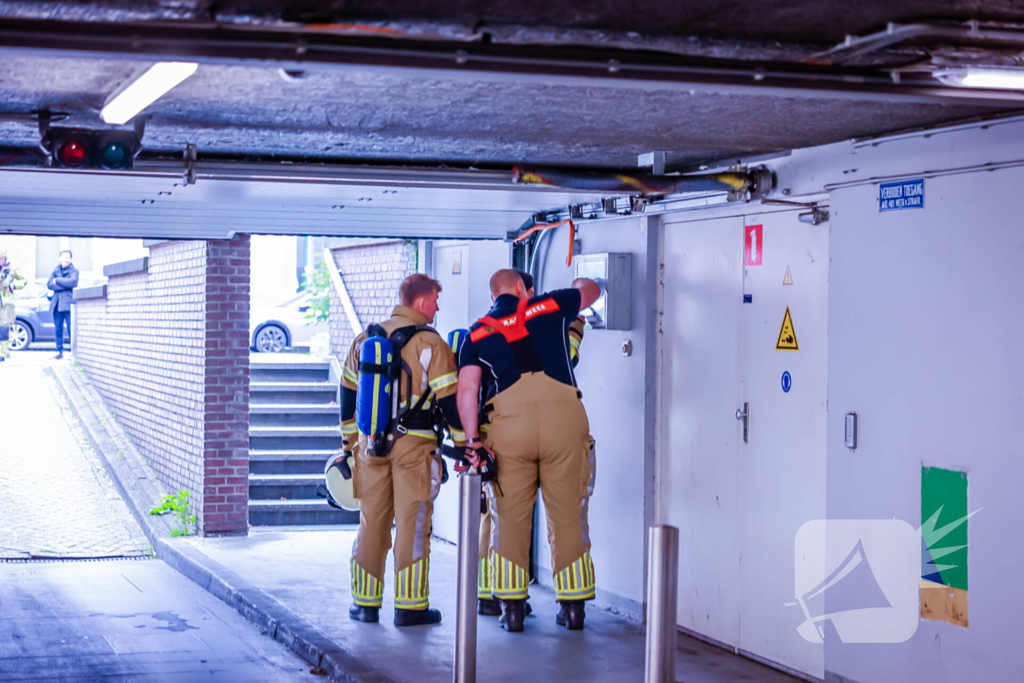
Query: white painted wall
823,169,1024,683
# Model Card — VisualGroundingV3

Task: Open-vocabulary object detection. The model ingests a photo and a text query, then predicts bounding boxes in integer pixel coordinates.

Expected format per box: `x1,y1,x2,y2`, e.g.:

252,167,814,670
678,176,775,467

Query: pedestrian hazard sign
776,306,799,351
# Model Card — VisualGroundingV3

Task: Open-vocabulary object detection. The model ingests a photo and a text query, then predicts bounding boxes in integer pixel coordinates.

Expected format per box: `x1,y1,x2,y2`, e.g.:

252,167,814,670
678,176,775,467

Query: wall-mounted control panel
574,253,632,330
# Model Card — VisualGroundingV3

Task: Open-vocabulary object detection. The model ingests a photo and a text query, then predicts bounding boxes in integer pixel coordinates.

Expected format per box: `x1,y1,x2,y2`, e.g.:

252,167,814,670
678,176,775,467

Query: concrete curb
49,363,394,683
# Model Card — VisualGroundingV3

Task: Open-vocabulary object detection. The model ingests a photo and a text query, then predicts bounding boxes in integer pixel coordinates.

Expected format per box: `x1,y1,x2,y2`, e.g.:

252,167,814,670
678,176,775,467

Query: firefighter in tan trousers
470,270,591,619
457,269,601,632
341,273,466,627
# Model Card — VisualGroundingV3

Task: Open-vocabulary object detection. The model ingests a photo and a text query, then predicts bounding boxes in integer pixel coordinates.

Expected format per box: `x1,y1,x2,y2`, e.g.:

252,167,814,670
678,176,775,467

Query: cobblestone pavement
0,351,151,559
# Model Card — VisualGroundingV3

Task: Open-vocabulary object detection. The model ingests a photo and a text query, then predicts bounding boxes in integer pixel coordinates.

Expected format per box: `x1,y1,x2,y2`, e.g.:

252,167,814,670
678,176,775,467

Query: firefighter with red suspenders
456,269,600,632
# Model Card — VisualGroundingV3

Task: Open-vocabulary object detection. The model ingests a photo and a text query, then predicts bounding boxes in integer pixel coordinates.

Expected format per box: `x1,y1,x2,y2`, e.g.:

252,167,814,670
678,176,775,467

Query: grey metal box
574,253,632,330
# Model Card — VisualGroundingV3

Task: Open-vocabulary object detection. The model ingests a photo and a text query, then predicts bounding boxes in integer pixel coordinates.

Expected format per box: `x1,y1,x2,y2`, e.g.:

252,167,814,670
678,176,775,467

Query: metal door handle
736,402,749,443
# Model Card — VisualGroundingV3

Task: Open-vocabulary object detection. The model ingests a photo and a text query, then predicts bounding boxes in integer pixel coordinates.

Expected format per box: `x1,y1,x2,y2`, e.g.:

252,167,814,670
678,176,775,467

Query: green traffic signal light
99,140,131,169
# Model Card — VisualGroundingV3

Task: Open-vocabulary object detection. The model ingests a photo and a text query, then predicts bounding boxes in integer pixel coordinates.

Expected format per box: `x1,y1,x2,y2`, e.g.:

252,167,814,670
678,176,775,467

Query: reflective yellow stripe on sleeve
428,372,458,392
343,365,358,384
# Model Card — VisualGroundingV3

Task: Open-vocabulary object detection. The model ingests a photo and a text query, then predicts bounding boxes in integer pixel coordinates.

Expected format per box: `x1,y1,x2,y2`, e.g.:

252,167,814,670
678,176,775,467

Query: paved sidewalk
0,353,150,559
181,528,799,683
0,558,311,682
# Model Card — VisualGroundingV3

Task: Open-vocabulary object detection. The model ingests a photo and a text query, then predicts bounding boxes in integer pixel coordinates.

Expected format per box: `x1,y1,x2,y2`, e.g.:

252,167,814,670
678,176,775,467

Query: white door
738,212,828,678
660,216,745,647
659,211,828,678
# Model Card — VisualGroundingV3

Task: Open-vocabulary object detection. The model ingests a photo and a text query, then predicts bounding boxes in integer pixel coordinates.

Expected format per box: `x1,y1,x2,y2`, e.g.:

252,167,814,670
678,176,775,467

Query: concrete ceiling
0,1,1023,171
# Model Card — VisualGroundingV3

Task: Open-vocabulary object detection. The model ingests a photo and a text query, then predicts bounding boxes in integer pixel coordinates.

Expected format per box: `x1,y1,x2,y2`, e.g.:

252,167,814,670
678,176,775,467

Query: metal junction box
574,253,632,330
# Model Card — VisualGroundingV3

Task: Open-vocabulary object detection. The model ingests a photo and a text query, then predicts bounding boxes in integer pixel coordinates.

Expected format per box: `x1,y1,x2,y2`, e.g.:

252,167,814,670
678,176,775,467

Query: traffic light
41,127,141,170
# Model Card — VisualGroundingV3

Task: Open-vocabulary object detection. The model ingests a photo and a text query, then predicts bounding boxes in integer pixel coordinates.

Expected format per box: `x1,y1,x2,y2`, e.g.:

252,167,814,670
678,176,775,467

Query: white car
250,293,328,353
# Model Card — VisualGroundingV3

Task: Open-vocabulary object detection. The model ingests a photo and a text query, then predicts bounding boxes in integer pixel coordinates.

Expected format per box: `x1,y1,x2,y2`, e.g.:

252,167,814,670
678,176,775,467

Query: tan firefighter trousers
350,435,436,610
483,372,595,602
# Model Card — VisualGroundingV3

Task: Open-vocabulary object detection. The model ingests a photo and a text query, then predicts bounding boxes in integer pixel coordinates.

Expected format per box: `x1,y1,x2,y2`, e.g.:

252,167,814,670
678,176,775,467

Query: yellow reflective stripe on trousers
478,556,492,599
489,549,529,599
554,551,596,600
395,557,430,609
405,429,436,440
350,558,384,607
429,372,458,392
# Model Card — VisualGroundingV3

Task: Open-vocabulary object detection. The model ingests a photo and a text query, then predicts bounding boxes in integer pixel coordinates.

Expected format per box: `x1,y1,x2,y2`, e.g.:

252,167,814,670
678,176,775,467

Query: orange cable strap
512,218,576,268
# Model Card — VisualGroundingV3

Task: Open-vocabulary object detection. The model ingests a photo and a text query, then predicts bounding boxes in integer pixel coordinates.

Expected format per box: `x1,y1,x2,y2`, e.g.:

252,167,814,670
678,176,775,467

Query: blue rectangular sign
879,179,924,212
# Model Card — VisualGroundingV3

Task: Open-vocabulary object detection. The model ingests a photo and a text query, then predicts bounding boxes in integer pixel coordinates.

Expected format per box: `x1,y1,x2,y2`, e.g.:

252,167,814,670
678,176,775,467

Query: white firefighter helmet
324,451,359,511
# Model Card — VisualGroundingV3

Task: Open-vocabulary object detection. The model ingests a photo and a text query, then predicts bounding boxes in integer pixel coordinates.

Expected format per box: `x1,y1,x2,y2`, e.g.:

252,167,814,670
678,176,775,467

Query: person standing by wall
0,248,27,362
46,249,78,361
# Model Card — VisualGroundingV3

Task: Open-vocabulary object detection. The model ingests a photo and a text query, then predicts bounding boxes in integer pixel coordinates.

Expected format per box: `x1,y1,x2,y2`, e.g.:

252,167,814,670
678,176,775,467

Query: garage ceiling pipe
514,166,774,200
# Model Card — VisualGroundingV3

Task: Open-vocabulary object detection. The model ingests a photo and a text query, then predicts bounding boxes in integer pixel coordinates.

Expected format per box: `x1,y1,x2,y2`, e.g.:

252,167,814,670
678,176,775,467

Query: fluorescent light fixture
101,62,198,125
934,67,1024,90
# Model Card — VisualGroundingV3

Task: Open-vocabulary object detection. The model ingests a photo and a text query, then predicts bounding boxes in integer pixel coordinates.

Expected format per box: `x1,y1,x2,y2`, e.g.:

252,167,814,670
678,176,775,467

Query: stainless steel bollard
645,525,680,683
454,472,482,683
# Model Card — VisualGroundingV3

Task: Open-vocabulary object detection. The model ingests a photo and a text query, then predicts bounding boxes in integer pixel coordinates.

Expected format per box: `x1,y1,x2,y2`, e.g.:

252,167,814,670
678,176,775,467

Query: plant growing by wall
149,490,197,537
304,257,331,325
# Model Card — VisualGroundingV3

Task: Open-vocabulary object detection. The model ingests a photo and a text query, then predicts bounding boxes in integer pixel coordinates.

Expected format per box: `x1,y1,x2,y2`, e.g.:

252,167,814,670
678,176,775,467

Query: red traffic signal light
42,128,141,169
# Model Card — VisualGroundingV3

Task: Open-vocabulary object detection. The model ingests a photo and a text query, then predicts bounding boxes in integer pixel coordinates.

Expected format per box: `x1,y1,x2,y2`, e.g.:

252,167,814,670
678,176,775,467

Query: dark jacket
47,264,79,313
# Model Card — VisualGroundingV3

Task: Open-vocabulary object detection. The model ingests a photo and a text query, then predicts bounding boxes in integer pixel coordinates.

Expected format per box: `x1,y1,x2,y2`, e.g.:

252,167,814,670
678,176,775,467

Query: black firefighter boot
348,604,379,623
499,599,526,632
556,601,586,630
395,608,442,627
478,598,502,616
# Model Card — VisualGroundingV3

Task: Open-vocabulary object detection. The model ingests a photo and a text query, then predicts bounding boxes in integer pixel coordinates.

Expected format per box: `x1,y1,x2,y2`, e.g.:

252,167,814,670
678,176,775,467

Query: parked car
250,292,327,353
9,283,69,351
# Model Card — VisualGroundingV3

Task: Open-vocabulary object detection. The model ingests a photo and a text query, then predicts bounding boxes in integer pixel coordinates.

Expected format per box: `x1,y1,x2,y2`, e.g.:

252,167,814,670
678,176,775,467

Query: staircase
248,355,359,526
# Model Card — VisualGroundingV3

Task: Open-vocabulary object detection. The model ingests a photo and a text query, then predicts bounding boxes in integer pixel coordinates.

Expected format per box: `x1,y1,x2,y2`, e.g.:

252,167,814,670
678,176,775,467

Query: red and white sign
744,224,763,266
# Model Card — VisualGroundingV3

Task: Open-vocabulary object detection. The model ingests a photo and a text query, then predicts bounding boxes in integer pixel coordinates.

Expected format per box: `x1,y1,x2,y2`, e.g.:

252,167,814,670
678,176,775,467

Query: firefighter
0,249,27,362
474,269,589,618
457,269,600,632
341,273,466,627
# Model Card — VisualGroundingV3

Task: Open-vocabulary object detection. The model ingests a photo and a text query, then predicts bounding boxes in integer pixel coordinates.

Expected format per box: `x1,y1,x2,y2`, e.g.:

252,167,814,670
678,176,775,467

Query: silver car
250,293,327,353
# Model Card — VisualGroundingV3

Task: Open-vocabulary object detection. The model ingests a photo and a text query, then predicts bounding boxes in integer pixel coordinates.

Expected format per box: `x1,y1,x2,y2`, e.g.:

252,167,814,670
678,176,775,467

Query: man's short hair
512,268,534,292
59,249,73,258
399,273,442,306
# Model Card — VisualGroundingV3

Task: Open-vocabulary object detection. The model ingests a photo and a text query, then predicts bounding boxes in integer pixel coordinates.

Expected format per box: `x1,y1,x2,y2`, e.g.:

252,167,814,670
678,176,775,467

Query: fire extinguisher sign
745,224,763,266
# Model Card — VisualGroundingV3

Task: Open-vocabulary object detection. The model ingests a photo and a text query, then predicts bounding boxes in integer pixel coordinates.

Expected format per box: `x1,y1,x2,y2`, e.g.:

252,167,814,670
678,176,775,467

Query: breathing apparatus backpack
447,328,470,357
356,323,438,458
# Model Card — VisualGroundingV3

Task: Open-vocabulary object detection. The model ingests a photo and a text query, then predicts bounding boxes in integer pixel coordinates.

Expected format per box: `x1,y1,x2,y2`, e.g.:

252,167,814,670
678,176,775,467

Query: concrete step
250,366,331,383
248,499,359,526
248,473,322,500
251,382,337,405
249,450,336,474
250,403,340,428
249,426,343,451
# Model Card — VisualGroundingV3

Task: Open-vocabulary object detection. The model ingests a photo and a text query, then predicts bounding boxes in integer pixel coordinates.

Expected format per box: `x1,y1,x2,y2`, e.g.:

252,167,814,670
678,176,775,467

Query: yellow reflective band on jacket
490,549,529,599
351,558,384,607
448,427,465,442
395,558,430,609
341,421,358,436
478,556,492,599
429,371,458,392
554,551,596,601
569,335,581,361
404,429,436,440
342,365,358,384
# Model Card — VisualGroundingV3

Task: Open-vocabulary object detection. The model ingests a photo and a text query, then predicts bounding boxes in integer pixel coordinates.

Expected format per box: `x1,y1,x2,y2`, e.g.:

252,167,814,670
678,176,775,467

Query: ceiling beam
0,19,1022,107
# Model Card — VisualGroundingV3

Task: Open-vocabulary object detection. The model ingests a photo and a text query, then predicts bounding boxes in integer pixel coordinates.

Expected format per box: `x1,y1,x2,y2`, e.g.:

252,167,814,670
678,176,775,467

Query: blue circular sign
781,371,792,393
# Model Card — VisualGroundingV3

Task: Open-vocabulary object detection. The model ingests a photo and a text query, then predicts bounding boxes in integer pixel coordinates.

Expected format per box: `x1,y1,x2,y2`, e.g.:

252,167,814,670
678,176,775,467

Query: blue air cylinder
356,335,394,443
447,328,470,358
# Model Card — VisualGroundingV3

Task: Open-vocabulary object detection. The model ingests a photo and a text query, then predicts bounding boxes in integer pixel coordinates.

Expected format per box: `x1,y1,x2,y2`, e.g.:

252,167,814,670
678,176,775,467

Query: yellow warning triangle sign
783,266,793,286
776,306,799,351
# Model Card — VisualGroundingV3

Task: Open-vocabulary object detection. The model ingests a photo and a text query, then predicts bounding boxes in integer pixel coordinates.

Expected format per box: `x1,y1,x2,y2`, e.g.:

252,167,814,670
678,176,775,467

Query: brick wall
74,238,250,536
328,240,418,358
